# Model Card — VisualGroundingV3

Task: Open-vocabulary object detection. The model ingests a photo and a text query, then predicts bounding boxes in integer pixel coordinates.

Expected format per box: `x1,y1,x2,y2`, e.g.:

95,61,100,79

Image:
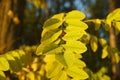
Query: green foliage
36,10,89,80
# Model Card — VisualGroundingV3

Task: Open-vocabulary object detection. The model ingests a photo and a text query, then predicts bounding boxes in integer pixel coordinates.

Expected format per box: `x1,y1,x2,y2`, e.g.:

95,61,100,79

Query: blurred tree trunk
108,0,120,80
0,0,26,54
0,0,13,54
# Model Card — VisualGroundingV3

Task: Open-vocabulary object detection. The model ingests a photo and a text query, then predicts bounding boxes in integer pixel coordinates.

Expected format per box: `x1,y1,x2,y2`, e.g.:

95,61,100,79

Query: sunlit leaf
66,66,89,79
41,29,62,44
65,10,85,20
0,71,5,80
0,56,9,71
27,71,35,80
43,18,62,29
65,20,88,30
80,32,90,44
65,25,86,32
63,30,85,41
94,19,101,30
42,43,63,55
51,71,68,80
107,8,120,20
36,43,45,55
99,38,107,47
64,51,75,67
47,61,63,78
90,36,98,52
62,41,87,54
52,13,65,21
55,53,67,67
115,53,120,63
101,46,109,59
74,59,86,68
42,18,62,36
114,22,120,32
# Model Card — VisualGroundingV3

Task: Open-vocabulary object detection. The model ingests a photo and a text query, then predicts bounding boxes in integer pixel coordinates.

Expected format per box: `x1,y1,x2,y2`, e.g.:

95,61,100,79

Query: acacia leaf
62,41,87,54
0,56,9,71
52,13,65,21
63,30,85,41
55,53,67,67
5,53,21,72
90,36,98,52
0,71,5,80
51,71,68,80
47,61,63,78
107,8,120,20
65,10,85,20
66,66,88,79
41,29,62,44
101,46,109,59
65,20,88,30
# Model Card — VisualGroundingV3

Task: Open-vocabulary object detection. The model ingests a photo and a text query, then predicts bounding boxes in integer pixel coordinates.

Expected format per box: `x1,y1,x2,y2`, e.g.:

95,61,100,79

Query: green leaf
42,18,62,36
65,20,88,30
66,66,89,79
16,50,28,67
0,56,9,71
36,43,63,55
0,71,5,80
65,10,85,20
101,46,109,59
62,41,87,54
4,53,21,72
11,51,22,69
36,43,45,55
55,53,67,67
90,36,98,52
41,29,62,44
51,71,68,80
43,18,61,29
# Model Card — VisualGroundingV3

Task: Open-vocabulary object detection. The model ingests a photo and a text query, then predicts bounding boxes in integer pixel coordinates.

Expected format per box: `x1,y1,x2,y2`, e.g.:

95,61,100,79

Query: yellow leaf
65,10,85,20
65,20,88,30
90,36,98,52
101,46,109,59
115,53,120,63
52,13,65,21
0,56,9,71
94,19,101,30
99,38,107,47
66,66,89,79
